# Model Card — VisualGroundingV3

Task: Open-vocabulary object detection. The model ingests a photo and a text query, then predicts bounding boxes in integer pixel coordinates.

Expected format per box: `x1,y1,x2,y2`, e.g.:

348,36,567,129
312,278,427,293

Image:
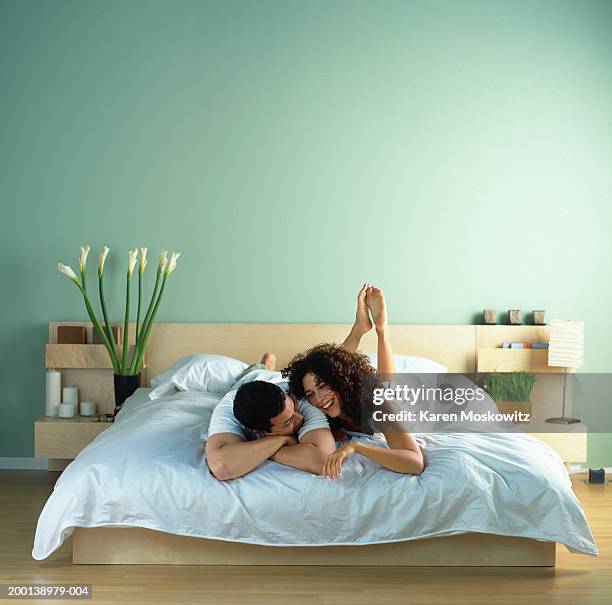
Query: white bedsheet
32,388,597,559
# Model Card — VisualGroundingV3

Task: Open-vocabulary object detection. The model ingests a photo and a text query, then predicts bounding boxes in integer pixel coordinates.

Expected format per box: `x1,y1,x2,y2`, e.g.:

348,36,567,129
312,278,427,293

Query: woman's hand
323,441,360,479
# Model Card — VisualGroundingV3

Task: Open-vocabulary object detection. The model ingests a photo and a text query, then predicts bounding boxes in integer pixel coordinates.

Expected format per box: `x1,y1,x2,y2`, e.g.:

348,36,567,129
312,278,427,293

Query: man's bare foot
260,352,276,371
366,286,388,331
354,283,373,335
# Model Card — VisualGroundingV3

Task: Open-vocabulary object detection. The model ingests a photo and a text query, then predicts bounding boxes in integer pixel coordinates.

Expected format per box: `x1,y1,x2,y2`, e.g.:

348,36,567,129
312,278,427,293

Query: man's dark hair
233,381,287,432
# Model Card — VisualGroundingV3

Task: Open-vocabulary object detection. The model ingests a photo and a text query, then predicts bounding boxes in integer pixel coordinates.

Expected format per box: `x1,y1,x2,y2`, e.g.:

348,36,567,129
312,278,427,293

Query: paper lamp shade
548,319,585,369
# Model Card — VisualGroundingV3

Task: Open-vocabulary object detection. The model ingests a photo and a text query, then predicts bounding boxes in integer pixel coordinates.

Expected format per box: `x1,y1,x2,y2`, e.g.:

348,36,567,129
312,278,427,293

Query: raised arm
270,428,336,474
205,433,294,481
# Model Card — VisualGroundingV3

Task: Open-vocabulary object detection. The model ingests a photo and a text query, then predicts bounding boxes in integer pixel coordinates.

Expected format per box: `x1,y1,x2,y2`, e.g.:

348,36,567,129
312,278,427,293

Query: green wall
1,0,611,464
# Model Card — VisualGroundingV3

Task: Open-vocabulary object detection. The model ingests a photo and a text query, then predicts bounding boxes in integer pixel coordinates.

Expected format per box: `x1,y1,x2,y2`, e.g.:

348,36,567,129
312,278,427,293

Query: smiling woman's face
302,372,342,417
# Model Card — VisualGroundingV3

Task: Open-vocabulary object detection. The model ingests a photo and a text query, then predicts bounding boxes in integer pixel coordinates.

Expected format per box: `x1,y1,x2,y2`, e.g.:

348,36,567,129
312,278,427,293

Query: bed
33,322,598,565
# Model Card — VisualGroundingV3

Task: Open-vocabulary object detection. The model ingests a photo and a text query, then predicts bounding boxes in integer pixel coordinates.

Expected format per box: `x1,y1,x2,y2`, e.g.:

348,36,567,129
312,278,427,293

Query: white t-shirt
202,379,330,442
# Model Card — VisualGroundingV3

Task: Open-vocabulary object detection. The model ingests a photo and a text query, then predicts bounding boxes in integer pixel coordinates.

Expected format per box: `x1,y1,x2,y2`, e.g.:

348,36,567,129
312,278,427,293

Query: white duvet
32,388,597,560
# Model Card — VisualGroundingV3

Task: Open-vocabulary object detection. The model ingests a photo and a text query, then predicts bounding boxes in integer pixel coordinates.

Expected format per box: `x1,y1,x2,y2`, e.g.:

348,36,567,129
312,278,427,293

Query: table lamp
546,319,584,425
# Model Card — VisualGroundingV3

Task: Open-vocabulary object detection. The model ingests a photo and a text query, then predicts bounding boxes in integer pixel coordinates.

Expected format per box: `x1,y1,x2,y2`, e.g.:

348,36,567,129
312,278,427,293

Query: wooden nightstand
476,325,588,465
39,320,146,471
35,417,111,471
527,399,588,464
532,430,587,464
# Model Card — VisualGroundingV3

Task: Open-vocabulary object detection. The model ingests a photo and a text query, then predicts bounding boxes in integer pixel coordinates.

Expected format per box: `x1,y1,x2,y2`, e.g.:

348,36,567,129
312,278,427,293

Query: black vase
113,373,141,415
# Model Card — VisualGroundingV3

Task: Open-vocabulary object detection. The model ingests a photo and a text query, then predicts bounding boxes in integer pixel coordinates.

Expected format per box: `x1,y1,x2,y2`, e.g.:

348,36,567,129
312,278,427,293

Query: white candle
45,370,61,417
80,401,96,416
58,402,75,418
62,386,78,406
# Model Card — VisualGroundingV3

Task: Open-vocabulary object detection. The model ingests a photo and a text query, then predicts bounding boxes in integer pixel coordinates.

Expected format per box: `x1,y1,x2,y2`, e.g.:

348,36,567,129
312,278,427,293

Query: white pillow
365,352,448,373
149,354,249,399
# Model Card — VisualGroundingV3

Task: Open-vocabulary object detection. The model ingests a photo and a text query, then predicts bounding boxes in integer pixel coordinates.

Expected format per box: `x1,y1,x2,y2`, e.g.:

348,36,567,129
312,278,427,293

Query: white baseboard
0,458,609,475
0,457,48,470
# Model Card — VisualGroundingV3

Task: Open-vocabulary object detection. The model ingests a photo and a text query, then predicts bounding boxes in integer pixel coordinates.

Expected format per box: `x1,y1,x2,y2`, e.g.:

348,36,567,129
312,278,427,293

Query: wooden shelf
35,416,103,423
45,344,142,369
35,417,110,459
477,349,557,373
476,325,550,349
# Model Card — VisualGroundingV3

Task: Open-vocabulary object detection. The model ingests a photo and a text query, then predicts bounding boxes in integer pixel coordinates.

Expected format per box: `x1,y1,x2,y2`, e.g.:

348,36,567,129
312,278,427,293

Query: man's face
263,394,304,436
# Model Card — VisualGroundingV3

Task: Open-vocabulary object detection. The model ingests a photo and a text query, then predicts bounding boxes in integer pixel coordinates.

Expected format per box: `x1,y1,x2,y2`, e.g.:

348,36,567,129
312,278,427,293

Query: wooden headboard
47,322,556,414
146,323,477,377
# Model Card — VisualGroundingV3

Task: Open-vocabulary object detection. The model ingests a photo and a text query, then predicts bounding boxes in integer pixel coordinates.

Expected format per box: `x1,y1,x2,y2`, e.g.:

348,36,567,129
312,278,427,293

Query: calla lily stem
129,269,162,374
121,272,131,373
98,274,119,369
136,270,142,343
76,284,120,374
130,272,168,375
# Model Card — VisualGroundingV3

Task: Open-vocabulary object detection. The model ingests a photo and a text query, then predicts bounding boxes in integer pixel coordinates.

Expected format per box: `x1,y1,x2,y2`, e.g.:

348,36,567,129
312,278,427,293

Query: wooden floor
0,471,609,605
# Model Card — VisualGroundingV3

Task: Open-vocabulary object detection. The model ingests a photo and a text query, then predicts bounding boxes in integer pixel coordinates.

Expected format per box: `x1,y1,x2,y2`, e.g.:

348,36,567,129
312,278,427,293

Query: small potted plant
58,245,181,414
484,371,536,419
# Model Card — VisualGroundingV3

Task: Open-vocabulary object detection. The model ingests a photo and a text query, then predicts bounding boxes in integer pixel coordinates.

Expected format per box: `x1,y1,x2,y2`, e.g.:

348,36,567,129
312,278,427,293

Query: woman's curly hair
282,343,379,431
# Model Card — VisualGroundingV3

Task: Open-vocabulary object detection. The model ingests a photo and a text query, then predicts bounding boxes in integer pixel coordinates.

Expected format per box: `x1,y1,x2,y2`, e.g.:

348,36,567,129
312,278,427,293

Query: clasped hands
254,432,359,480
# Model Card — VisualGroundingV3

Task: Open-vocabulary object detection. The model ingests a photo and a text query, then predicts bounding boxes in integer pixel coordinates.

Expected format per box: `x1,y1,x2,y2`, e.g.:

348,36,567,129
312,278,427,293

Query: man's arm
205,432,294,481
270,428,336,474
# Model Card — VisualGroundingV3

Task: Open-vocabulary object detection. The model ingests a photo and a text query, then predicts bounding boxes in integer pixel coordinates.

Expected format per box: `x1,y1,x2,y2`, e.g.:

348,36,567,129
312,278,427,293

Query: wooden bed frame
73,527,555,566
66,322,557,566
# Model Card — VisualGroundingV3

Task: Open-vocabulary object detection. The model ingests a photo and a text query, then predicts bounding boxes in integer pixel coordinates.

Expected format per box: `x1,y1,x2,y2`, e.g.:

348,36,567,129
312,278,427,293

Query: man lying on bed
204,353,335,480
205,284,379,480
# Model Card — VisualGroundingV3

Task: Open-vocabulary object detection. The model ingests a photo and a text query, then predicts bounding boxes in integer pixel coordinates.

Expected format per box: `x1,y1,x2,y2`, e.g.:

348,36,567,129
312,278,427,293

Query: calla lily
98,246,110,276
139,246,148,273
131,250,181,376
59,244,182,384
165,252,181,276
79,245,91,274
58,262,80,285
127,248,139,278
135,247,147,343
158,249,168,274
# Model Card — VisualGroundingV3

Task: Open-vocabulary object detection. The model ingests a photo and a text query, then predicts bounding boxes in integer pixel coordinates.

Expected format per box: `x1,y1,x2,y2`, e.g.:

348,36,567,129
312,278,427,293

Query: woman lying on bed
283,284,425,478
